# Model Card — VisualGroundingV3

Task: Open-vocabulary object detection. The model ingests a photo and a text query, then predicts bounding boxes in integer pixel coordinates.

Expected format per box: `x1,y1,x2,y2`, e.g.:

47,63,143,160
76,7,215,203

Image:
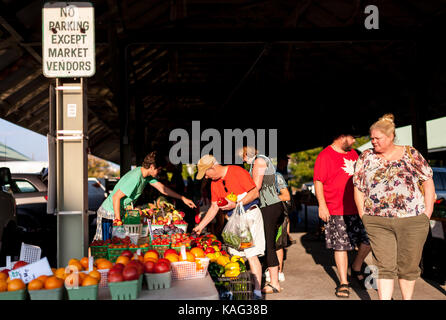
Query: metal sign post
43,2,95,267
54,78,89,267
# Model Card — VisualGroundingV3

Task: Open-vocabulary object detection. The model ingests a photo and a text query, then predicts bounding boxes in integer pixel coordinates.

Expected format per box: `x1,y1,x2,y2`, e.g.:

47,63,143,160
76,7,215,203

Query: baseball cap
196,155,217,180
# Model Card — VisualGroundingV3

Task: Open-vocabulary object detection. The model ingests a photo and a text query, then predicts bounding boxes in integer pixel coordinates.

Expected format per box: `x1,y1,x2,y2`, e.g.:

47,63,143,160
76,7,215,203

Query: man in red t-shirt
314,132,371,298
192,155,265,299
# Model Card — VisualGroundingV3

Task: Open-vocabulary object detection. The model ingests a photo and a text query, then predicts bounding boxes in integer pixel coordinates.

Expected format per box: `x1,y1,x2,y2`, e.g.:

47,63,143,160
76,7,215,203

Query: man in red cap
193,155,265,299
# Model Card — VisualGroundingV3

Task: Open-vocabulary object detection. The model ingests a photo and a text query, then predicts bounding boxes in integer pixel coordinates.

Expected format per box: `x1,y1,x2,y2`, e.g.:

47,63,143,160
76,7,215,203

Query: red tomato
144,261,156,273
153,261,170,274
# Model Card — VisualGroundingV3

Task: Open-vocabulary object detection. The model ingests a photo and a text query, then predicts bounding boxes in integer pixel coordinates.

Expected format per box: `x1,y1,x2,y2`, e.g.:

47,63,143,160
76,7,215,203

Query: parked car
433,167,446,200
2,168,108,265
0,167,19,265
87,178,107,212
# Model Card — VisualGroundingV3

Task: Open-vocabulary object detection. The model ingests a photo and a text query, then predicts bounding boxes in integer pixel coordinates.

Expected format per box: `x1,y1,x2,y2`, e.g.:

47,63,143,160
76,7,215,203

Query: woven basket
171,258,209,281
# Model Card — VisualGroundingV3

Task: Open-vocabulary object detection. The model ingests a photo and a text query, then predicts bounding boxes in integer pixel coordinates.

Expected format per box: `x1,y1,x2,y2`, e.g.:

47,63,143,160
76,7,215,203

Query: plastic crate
141,225,149,237
216,272,253,300
124,224,142,235
19,243,41,264
0,289,27,300
171,245,191,254
108,247,150,262
29,287,64,300
144,272,171,290
151,244,171,258
171,258,210,281
90,246,109,260
107,247,129,262
82,269,109,288
66,284,98,300
138,275,143,293
123,210,141,225
109,279,140,300
176,224,188,232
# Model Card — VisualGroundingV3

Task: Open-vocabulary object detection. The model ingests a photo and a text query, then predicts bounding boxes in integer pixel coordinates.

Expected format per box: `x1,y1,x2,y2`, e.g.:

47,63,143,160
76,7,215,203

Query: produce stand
97,274,219,300
0,200,252,301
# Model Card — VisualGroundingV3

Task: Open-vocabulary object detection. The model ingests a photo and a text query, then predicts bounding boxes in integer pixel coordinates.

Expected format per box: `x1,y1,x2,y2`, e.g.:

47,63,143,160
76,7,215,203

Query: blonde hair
242,146,257,159
370,113,396,139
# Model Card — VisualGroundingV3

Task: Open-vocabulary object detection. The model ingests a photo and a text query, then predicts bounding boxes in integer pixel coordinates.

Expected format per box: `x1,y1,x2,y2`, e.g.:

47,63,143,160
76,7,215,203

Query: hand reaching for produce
182,197,197,209
192,225,203,235
219,200,236,211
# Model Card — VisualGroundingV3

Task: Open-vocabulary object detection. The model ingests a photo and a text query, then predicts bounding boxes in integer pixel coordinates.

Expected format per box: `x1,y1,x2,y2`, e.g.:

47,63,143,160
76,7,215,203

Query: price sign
9,257,53,284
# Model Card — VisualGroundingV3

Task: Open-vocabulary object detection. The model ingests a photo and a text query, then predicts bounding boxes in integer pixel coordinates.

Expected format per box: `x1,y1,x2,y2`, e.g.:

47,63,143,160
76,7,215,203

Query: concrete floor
262,206,446,300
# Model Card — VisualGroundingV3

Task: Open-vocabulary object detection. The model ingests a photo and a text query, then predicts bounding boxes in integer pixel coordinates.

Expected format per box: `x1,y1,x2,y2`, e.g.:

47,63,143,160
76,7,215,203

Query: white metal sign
8,257,53,284
67,103,77,118
42,2,95,78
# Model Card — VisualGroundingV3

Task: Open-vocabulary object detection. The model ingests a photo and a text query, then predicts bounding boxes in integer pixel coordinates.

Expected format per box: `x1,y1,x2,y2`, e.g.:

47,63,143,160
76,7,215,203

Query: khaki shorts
362,214,430,281
228,205,265,259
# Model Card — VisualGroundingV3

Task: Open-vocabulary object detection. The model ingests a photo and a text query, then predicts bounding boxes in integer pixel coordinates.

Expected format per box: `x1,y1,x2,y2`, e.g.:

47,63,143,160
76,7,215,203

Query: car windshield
433,170,446,191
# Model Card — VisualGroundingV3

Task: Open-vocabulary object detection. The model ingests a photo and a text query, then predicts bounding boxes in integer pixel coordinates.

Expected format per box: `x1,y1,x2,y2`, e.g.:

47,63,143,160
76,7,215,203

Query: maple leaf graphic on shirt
342,158,356,176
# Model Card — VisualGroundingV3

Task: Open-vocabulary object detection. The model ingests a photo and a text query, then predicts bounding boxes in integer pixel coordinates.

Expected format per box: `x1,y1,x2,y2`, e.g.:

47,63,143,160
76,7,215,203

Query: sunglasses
222,180,228,193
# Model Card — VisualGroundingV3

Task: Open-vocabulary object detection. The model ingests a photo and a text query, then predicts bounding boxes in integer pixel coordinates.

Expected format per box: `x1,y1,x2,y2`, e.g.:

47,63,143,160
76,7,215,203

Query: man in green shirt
94,151,196,240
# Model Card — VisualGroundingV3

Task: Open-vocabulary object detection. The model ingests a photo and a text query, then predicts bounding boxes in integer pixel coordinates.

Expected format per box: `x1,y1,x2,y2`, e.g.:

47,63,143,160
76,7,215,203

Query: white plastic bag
221,203,254,250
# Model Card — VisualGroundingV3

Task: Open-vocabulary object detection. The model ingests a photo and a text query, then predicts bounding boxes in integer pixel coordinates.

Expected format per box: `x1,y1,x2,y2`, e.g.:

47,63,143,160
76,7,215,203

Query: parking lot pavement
264,232,446,300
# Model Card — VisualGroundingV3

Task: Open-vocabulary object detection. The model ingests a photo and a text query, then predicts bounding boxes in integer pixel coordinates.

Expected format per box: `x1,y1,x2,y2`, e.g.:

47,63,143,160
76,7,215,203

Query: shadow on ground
299,231,373,300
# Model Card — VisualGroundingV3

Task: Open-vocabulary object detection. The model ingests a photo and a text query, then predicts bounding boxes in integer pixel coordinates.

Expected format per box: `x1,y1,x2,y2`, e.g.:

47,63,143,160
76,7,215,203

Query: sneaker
279,272,285,282
264,269,270,282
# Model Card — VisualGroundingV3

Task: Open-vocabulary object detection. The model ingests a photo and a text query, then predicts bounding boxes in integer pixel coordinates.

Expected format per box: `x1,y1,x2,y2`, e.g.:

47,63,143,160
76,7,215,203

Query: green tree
88,155,120,178
288,147,323,189
288,136,370,189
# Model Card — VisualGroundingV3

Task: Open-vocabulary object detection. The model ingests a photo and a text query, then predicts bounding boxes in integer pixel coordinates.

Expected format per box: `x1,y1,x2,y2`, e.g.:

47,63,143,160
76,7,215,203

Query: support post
55,78,89,267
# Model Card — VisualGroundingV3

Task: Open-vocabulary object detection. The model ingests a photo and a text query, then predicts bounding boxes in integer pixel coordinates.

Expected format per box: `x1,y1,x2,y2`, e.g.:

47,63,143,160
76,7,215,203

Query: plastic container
216,271,253,300
123,210,141,225
66,284,98,300
107,247,129,262
19,243,41,263
175,224,188,233
171,245,191,254
90,245,109,260
141,225,149,237
108,246,150,262
82,269,109,288
124,224,142,236
151,244,171,258
0,289,27,300
29,287,64,300
171,258,210,281
144,272,171,290
138,274,143,293
109,279,140,300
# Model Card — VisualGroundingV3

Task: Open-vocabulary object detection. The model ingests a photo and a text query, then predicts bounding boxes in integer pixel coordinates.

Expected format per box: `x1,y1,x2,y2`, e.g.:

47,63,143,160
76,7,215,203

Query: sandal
335,284,350,298
351,269,366,289
262,283,281,294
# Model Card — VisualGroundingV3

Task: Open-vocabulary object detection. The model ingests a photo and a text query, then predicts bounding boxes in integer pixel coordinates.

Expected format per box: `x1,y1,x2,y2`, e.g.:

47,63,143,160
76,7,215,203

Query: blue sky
0,118,119,169
0,118,48,161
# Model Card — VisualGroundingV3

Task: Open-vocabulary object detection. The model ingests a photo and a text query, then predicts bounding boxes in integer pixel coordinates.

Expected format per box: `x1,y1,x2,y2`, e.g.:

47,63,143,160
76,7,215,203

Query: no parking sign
42,2,95,78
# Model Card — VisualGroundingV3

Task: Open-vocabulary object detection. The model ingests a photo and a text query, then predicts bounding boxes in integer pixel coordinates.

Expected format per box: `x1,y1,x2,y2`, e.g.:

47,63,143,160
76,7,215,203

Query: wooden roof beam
0,15,42,64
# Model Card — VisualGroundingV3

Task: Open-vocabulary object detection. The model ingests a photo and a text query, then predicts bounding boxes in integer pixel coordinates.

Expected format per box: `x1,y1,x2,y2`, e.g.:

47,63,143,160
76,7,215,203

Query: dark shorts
325,215,370,251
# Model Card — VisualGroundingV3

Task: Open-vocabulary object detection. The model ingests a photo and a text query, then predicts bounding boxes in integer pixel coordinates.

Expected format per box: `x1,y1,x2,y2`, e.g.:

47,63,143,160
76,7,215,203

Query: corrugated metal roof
0,0,446,164
0,142,31,161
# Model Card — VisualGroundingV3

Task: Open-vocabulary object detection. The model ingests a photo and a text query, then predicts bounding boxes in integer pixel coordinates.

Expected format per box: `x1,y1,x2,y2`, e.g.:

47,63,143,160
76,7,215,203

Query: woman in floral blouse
353,114,436,300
